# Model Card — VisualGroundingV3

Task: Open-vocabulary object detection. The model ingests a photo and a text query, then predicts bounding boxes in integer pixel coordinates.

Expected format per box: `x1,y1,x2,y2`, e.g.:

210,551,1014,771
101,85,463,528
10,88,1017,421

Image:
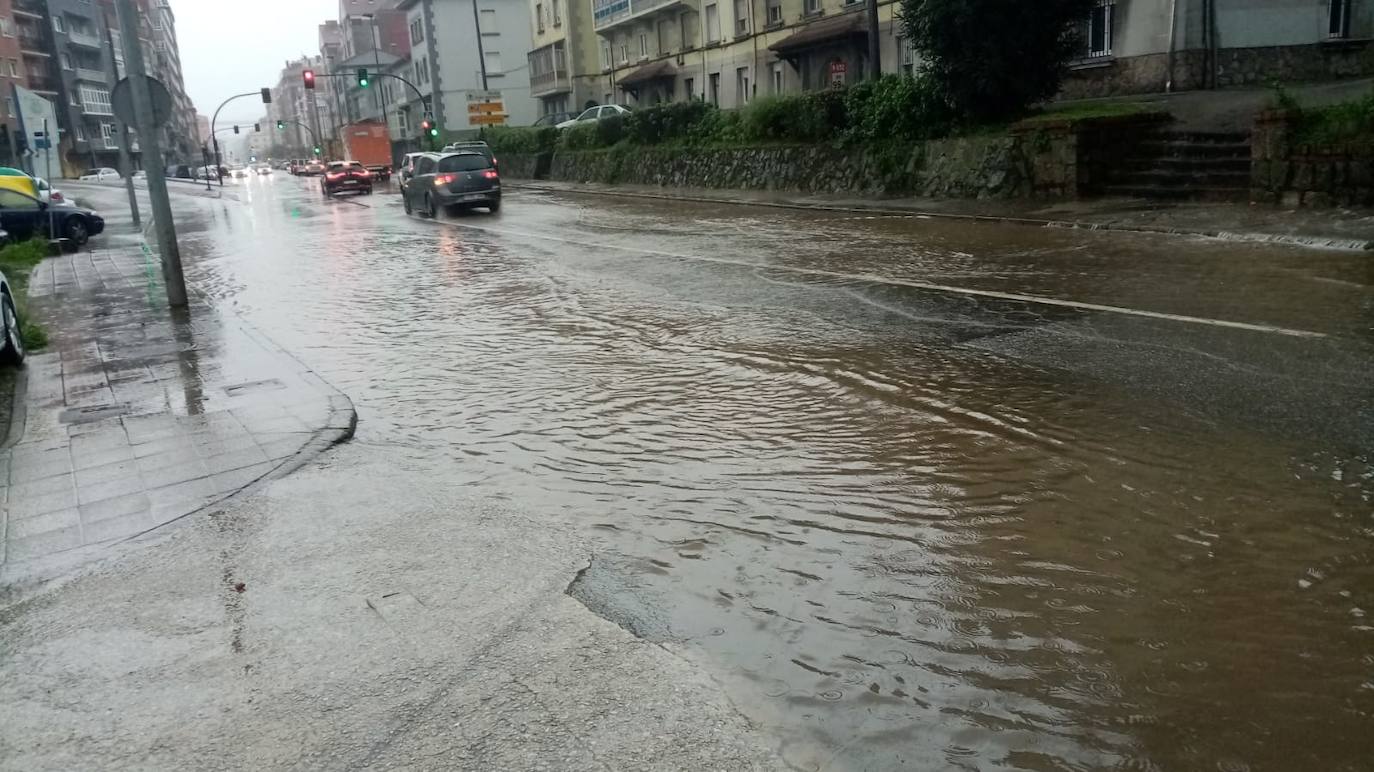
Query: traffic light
232,125,240,134
276,120,285,130
421,119,438,138
261,87,272,104
303,69,316,89
313,145,322,156
357,68,369,88
254,123,261,132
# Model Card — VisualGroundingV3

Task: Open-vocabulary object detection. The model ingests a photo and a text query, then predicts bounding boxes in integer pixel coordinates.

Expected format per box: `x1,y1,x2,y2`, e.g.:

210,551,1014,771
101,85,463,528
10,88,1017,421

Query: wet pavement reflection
90,175,1374,770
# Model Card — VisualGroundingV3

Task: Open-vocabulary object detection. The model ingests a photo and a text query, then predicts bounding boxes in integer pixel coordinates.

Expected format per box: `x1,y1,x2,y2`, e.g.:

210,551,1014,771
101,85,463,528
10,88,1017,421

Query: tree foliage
901,0,1094,122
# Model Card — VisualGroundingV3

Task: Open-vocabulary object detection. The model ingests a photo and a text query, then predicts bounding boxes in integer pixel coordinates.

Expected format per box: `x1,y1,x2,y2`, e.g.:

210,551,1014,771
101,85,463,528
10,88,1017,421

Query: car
403,151,501,217
0,187,105,245
441,140,497,169
254,164,273,175
0,265,25,366
34,177,71,207
398,152,428,189
131,170,147,181
532,111,576,128
288,159,307,175
229,166,251,179
78,167,120,182
192,165,217,181
301,160,326,176
165,164,196,180
321,160,373,197
556,104,631,130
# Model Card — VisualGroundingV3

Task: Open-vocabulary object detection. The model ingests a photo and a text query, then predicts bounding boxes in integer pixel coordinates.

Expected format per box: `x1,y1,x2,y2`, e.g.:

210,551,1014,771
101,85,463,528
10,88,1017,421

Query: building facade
1062,0,1374,98
146,0,197,162
400,0,538,134
526,0,601,115
0,0,32,165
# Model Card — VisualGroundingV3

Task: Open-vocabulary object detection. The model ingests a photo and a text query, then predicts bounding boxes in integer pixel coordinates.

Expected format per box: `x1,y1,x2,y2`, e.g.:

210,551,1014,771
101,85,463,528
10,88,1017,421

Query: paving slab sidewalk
515,180,1374,250
0,238,354,587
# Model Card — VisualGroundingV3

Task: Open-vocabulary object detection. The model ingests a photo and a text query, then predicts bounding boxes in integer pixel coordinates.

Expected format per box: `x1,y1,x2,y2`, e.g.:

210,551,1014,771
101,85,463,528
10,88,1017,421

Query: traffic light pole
210,91,268,186
275,119,321,155
113,0,186,308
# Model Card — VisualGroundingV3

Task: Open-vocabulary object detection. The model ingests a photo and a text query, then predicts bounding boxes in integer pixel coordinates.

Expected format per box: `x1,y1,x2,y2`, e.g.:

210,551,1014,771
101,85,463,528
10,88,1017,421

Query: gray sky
173,0,335,122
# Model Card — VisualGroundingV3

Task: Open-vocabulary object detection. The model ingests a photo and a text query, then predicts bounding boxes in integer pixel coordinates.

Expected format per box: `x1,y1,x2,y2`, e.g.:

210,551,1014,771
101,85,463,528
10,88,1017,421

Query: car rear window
438,154,492,172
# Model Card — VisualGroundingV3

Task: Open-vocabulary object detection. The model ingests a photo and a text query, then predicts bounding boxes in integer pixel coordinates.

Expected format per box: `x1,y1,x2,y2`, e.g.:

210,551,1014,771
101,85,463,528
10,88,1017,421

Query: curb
510,182,1374,252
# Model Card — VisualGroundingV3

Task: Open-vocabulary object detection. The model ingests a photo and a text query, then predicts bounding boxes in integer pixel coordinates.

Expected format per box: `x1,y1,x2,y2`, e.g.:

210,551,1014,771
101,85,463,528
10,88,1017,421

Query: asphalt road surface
77,174,1374,771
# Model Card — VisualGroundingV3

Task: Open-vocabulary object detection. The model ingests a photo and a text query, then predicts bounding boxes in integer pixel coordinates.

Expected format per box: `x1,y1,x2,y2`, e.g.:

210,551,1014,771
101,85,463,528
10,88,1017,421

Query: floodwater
111,177,1374,769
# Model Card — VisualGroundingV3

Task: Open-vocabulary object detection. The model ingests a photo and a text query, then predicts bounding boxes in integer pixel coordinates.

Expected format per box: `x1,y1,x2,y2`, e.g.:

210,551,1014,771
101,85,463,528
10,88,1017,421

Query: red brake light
326,172,344,180
435,174,456,185
483,170,499,179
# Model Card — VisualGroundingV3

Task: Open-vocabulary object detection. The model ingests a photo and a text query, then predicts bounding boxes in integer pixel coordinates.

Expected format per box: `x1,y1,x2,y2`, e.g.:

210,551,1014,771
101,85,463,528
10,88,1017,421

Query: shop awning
618,59,677,87
768,13,868,55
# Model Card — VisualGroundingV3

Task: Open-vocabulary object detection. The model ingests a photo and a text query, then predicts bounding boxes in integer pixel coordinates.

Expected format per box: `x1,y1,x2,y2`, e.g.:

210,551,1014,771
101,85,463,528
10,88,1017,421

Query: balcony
26,77,60,94
528,42,570,97
12,0,44,19
594,0,693,33
67,29,103,50
18,35,50,57
74,67,107,83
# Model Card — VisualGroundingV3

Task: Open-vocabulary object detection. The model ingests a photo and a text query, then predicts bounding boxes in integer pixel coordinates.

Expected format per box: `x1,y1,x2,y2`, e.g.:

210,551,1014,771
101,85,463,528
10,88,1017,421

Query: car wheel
0,292,25,366
425,193,437,218
63,217,89,245
488,199,501,214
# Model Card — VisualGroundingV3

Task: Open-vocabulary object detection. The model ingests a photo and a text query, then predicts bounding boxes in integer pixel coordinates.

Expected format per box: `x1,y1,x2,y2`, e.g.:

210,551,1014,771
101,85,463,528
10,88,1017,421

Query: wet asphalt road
83,175,1373,770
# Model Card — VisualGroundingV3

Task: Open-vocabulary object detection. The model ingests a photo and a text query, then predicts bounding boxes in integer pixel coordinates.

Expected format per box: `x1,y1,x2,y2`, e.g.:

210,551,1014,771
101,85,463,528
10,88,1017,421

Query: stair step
1151,131,1250,144
1101,184,1248,202
1132,141,1252,159
1111,169,1252,187
1119,157,1252,172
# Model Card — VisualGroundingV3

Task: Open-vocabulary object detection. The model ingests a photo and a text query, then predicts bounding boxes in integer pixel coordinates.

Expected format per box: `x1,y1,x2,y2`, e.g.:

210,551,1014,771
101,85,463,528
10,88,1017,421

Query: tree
901,0,1094,123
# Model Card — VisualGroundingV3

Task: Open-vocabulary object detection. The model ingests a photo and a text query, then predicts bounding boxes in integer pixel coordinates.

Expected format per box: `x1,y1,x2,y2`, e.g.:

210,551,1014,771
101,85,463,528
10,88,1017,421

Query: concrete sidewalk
514,180,1374,250
0,236,354,588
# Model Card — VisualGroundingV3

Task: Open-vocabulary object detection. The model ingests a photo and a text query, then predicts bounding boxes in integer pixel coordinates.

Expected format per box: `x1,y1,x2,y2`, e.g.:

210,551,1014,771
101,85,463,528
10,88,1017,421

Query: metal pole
866,0,880,78
106,17,139,227
471,0,489,91
367,15,384,117
114,0,187,307
202,144,211,191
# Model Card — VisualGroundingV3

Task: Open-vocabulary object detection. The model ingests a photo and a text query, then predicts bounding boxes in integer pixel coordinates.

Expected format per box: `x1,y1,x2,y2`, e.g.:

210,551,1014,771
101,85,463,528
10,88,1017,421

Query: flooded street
101,177,1373,770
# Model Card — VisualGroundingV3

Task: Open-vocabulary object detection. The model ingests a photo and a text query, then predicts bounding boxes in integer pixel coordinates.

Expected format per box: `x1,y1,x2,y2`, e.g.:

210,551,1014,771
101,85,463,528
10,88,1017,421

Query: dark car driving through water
402,151,501,217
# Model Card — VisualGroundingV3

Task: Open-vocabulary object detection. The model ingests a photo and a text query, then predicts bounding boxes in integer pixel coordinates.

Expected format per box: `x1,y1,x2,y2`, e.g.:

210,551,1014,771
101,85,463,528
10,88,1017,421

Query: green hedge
555,76,953,151
0,238,50,350
482,125,558,154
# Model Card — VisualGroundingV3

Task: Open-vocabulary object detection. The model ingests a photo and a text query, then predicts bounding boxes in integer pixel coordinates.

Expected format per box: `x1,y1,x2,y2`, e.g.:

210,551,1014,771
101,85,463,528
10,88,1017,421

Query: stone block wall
1251,109,1374,207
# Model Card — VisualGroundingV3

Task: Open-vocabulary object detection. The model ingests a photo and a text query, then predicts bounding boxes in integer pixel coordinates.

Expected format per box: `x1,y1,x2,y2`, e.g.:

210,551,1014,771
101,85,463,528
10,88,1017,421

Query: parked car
131,170,147,181
556,104,631,130
532,111,576,128
398,152,428,193
403,151,501,217
0,265,25,366
165,164,195,180
321,160,373,197
78,167,120,181
0,187,105,245
34,177,70,207
441,140,497,169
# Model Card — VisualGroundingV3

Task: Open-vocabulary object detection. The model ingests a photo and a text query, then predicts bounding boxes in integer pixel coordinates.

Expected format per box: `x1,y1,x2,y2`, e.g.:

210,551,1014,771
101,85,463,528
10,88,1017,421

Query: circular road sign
112,75,173,128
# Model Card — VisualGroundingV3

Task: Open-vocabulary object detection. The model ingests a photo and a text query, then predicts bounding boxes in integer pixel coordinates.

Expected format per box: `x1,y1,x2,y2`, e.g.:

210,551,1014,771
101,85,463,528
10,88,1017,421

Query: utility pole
105,17,139,228
471,0,489,91
866,0,881,78
113,0,187,307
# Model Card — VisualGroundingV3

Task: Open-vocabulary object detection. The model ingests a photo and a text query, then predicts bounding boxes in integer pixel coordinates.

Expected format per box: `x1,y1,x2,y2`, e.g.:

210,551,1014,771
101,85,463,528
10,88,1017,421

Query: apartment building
270,57,316,154
146,0,196,161
399,0,538,133
0,0,31,164
526,0,601,115
1063,0,1374,98
588,0,900,109
319,20,345,137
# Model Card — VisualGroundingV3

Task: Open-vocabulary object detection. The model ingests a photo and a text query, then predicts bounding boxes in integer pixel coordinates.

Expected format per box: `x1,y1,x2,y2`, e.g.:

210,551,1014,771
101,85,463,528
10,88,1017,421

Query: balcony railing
67,30,103,49
74,67,107,83
18,34,49,55
594,0,690,32
528,42,570,97
12,0,45,18
26,77,60,93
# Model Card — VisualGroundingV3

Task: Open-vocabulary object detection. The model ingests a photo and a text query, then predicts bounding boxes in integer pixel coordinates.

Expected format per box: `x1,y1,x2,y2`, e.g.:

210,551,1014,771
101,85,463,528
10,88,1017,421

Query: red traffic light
303,69,316,89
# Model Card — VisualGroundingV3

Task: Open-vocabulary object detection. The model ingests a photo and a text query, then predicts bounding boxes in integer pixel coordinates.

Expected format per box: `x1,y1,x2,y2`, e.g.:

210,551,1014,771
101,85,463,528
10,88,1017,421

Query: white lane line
416,217,1330,340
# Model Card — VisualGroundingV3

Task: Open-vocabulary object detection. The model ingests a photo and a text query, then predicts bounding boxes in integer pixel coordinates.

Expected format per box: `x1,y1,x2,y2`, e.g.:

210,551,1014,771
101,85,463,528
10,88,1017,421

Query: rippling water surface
177,180,1372,770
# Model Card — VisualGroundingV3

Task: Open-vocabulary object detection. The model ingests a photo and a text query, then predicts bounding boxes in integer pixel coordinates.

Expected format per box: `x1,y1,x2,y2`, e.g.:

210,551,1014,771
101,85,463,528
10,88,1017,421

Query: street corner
0,242,356,583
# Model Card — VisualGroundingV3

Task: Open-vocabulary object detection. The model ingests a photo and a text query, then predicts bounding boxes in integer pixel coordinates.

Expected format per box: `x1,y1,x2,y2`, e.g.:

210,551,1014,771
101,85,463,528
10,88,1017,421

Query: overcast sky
173,0,335,122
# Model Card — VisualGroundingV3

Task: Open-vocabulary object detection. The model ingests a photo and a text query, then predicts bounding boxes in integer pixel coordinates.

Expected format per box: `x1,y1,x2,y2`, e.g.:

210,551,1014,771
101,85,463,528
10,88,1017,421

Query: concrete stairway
1100,131,1252,201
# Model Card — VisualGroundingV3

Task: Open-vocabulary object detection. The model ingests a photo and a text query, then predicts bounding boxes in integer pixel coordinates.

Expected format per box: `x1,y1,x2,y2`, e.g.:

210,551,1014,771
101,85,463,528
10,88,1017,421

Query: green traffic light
313,146,322,155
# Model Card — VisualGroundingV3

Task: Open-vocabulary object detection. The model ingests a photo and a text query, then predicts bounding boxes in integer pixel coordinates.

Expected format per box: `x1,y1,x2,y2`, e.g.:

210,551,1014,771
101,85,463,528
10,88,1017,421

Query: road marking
410,217,1329,339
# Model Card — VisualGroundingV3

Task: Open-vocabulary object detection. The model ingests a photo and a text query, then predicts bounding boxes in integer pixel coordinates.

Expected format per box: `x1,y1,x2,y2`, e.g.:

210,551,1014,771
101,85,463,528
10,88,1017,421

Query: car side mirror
37,201,47,211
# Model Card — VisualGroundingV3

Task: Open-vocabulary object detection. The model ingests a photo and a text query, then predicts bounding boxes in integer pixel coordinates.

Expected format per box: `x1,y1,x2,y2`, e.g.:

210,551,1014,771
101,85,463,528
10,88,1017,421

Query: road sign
112,75,173,127
466,90,506,126
469,113,506,125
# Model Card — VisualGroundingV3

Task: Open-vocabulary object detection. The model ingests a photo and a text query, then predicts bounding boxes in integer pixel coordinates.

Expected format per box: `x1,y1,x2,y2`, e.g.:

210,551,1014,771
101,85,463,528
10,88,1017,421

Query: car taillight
435,174,456,185
327,172,344,180
483,170,499,179
51,192,64,203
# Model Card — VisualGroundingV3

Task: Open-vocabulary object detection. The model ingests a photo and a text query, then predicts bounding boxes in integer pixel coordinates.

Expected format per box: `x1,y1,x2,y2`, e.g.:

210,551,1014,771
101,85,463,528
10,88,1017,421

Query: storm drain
223,379,286,398
59,403,132,425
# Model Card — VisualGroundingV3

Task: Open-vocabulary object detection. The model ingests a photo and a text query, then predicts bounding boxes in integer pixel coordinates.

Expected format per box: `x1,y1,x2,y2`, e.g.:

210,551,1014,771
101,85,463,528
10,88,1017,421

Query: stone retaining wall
1251,109,1374,207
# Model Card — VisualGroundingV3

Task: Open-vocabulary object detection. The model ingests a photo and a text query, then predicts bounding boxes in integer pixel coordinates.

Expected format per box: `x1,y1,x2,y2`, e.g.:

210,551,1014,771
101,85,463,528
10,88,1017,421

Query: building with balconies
43,0,125,171
0,0,32,165
525,0,601,115
147,0,199,162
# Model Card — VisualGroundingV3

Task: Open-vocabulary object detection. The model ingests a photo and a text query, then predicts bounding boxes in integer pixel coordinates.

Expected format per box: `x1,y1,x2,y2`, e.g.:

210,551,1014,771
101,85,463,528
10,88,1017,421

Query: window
705,3,720,43
536,3,545,32
75,124,85,141
844,0,861,6
0,18,13,38
681,11,698,49
53,16,64,34
804,0,820,14
899,37,915,76
1086,0,1114,58
61,53,72,71
0,189,39,209
601,40,611,69
3,97,11,117
79,86,112,114
439,154,493,172
484,50,502,74
770,61,783,93
479,8,498,35
619,43,628,64
734,0,748,35
1331,0,1352,38
639,33,648,58
101,122,117,149
7,60,17,78
708,72,720,105
684,76,694,99
410,18,425,44
766,0,782,26
658,19,671,53
553,0,562,26
735,66,749,104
